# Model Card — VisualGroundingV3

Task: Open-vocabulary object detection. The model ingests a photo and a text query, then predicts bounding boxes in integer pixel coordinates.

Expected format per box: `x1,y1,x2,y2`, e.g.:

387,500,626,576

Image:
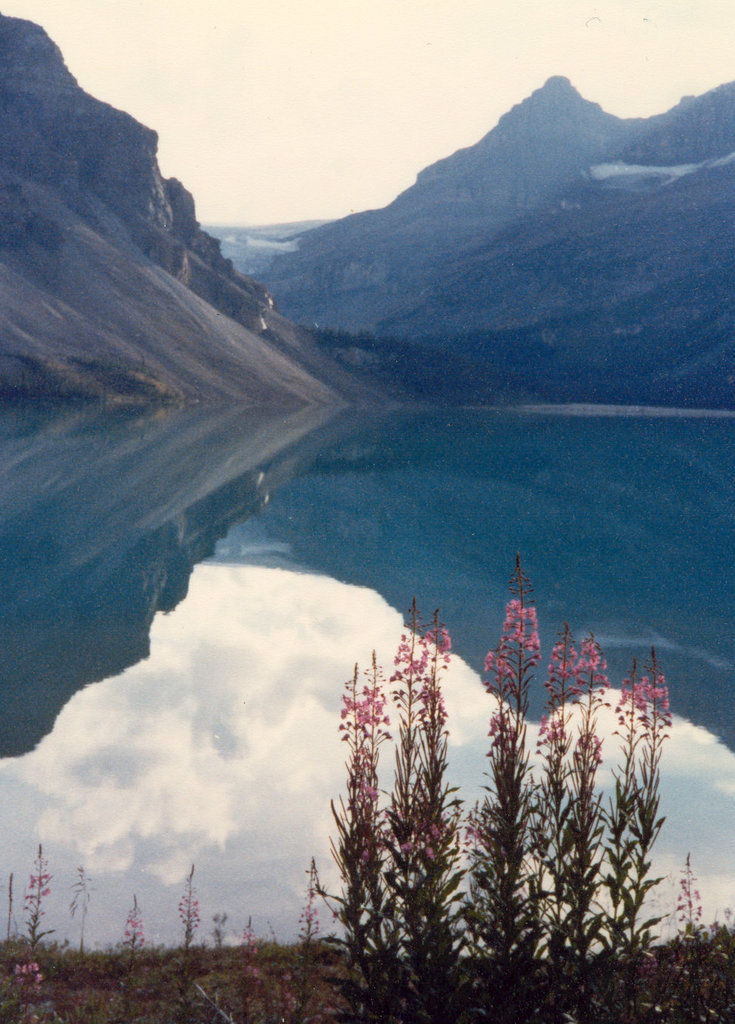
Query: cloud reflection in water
1,562,733,947
0,562,484,945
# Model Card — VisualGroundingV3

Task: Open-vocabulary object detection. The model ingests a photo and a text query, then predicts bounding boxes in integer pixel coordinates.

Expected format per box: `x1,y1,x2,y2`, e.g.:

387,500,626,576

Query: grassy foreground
0,937,343,1023
3,924,735,1023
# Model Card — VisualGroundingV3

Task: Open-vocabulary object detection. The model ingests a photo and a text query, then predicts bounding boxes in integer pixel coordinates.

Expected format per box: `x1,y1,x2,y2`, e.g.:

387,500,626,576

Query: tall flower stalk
467,558,542,1024
383,604,466,1024
541,633,610,1024
326,607,465,1023
24,844,53,954
7,872,13,942
70,866,92,954
601,651,672,1018
240,919,263,1024
123,894,145,958
294,858,322,1023
534,622,577,992
121,894,145,1020
178,863,200,951
326,654,398,1022
176,864,200,1022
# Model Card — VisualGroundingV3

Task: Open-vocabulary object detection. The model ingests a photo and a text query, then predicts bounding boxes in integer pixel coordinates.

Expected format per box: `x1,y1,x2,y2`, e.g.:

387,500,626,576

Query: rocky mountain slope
265,76,645,329
264,77,735,408
0,14,370,406
372,156,735,407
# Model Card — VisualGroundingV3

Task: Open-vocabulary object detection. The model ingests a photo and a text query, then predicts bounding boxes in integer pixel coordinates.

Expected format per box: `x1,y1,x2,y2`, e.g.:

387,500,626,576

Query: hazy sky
4,0,735,224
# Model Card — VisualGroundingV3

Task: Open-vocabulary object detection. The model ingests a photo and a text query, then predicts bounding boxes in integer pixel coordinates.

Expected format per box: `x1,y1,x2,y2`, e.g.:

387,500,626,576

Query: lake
0,402,733,948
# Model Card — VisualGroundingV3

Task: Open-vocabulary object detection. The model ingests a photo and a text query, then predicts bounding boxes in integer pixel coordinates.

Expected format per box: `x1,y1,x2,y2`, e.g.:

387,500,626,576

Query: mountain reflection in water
0,402,338,754
0,404,733,947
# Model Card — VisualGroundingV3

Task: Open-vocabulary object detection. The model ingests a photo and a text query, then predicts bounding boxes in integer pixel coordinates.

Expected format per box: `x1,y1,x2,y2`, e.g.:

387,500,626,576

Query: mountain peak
0,13,79,98
266,74,638,331
482,75,627,159
505,75,602,123
539,75,576,93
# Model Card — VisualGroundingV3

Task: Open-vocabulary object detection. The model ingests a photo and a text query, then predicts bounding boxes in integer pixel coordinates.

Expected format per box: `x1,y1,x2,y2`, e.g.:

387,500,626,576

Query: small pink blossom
615,670,672,732
537,712,567,749
484,596,540,717
14,960,43,989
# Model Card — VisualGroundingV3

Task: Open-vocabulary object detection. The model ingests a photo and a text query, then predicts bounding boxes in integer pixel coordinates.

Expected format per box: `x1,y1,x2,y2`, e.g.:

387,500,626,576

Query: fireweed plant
176,863,200,1021
294,858,322,1021
326,561,675,1024
467,568,545,1023
24,845,53,954
383,604,466,1024
121,892,145,1016
123,893,145,960
600,652,672,1020
69,865,92,954
179,864,200,952
324,653,401,1022
324,612,466,1024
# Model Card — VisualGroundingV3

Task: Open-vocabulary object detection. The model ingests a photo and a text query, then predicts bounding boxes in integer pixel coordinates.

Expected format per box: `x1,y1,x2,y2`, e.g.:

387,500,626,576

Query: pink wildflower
571,636,610,697
537,712,567,749
298,859,320,942
615,667,672,732
426,625,452,656
677,854,704,935
24,845,53,952
501,599,541,658
339,663,391,745
123,895,145,951
546,633,579,695
178,864,200,949
484,591,541,718
14,960,43,989
242,920,261,980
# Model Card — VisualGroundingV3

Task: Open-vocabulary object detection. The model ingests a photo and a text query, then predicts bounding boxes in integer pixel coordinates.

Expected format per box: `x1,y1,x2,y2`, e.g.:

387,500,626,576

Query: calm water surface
0,404,733,947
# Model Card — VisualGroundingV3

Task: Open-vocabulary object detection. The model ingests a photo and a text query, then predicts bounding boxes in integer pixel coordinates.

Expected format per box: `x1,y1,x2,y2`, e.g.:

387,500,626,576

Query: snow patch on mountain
590,149,735,185
208,221,331,278
590,160,700,183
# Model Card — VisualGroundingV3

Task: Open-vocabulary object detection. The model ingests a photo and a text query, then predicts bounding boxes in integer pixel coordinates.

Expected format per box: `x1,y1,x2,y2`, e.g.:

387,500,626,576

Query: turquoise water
0,404,733,947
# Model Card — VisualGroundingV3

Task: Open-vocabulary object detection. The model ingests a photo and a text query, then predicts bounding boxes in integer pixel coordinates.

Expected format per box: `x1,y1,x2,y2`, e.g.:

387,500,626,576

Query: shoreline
506,402,735,418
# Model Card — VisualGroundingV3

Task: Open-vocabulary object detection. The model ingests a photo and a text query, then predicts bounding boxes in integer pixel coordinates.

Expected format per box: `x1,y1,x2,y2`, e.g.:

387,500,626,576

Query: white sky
4,0,735,224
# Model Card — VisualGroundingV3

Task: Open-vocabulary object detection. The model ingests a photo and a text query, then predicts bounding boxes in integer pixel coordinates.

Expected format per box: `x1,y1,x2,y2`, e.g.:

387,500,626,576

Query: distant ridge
261,75,735,408
263,75,644,329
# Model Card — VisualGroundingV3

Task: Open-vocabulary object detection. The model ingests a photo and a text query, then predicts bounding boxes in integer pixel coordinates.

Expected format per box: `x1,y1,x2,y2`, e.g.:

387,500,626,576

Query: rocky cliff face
0,16,173,231
0,14,372,406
